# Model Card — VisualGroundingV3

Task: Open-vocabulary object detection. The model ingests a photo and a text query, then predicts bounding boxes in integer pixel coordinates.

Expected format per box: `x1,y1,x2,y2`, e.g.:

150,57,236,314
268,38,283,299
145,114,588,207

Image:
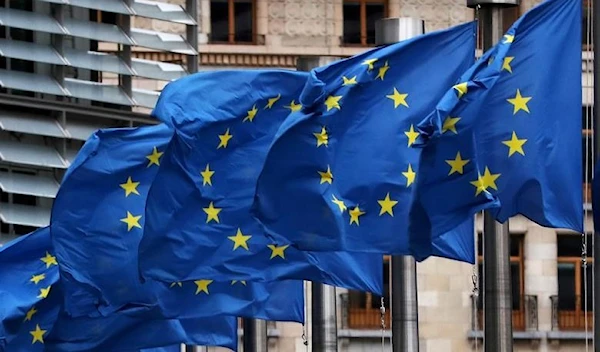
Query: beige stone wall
417,257,474,352
198,0,475,57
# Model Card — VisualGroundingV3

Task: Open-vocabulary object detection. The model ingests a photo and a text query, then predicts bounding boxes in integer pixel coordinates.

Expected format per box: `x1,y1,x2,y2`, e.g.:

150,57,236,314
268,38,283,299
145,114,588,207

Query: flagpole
296,56,342,352
466,1,518,351
374,17,424,352
593,0,600,348
183,0,199,350
243,318,268,352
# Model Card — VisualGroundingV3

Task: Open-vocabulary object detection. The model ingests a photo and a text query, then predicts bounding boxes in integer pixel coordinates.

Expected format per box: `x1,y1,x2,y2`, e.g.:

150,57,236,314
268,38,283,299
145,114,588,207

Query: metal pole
375,17,424,352
593,0,600,349
186,0,199,73
467,1,518,351
297,56,341,352
243,318,268,352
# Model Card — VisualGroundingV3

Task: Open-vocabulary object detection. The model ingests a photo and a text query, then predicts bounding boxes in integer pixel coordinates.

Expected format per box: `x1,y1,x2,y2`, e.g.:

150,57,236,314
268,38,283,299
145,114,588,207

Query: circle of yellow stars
306,56,422,227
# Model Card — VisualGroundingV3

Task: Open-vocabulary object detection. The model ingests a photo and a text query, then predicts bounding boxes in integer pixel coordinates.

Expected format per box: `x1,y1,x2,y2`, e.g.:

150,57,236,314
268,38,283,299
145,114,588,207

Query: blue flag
50,124,304,323
0,228,238,351
414,0,583,236
251,22,477,260
139,70,384,293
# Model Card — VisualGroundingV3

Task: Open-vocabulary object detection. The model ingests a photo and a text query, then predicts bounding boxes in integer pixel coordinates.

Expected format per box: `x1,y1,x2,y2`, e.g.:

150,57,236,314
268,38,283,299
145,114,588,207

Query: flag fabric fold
139,70,384,293
0,228,238,352
251,22,478,261
415,0,583,236
50,124,304,324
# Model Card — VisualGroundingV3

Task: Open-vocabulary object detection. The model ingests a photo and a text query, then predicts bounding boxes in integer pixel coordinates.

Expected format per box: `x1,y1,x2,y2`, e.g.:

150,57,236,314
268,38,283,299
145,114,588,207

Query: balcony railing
470,294,538,331
340,293,391,330
551,295,594,330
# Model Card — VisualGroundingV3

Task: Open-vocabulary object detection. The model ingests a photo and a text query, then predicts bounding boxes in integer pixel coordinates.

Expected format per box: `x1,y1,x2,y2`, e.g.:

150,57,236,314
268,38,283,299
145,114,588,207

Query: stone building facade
103,0,593,351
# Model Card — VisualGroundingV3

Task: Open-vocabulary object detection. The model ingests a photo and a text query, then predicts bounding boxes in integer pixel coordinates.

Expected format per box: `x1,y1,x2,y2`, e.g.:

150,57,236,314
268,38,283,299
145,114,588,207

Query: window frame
342,0,388,47
345,255,390,329
209,0,257,45
556,234,594,330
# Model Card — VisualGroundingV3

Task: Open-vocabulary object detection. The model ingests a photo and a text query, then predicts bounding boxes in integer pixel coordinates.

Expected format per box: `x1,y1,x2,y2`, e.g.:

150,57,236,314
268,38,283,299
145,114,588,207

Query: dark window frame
556,234,594,330
209,0,256,44
342,0,388,47
346,255,390,329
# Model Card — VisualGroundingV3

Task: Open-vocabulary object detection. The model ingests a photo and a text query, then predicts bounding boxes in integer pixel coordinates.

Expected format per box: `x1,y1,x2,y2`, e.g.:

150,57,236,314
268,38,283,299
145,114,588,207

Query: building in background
0,0,593,351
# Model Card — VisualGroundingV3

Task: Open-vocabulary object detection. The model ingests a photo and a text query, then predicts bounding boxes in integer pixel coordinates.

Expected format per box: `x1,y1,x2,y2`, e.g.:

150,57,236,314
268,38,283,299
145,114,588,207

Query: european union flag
252,22,477,260
50,123,304,323
414,0,583,236
139,70,383,293
0,228,238,351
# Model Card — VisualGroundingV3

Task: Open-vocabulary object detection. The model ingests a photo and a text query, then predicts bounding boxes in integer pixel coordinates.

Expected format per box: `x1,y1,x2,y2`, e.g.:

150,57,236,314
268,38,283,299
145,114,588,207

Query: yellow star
502,131,527,157
200,164,215,186
324,95,342,112
170,282,183,288
349,206,365,225
40,252,57,268
30,324,46,344
342,76,357,86
231,280,247,285
24,307,37,321
30,273,45,285
446,152,470,175
194,280,213,295
404,125,419,147
331,194,347,213
362,58,378,71
265,94,281,109
228,228,252,251
507,89,532,114
120,177,140,197
313,127,328,147
378,193,398,216
453,82,468,98
502,57,514,73
243,104,258,122
386,88,409,108
203,202,222,223
37,285,51,299
120,211,142,231
402,164,416,187
285,100,302,112
267,244,289,259
146,146,163,167
503,34,514,43
470,167,501,196
318,165,333,184
375,61,390,80
217,128,233,149
442,117,461,134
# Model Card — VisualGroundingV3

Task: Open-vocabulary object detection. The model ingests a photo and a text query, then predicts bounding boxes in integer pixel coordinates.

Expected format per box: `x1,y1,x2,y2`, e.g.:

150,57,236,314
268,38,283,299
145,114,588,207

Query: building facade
0,0,593,351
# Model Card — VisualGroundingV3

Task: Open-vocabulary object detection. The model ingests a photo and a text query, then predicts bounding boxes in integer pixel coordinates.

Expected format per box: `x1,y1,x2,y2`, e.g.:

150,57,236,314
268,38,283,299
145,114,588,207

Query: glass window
342,2,361,45
342,0,386,46
346,256,389,329
556,234,594,330
477,234,523,312
210,0,254,44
